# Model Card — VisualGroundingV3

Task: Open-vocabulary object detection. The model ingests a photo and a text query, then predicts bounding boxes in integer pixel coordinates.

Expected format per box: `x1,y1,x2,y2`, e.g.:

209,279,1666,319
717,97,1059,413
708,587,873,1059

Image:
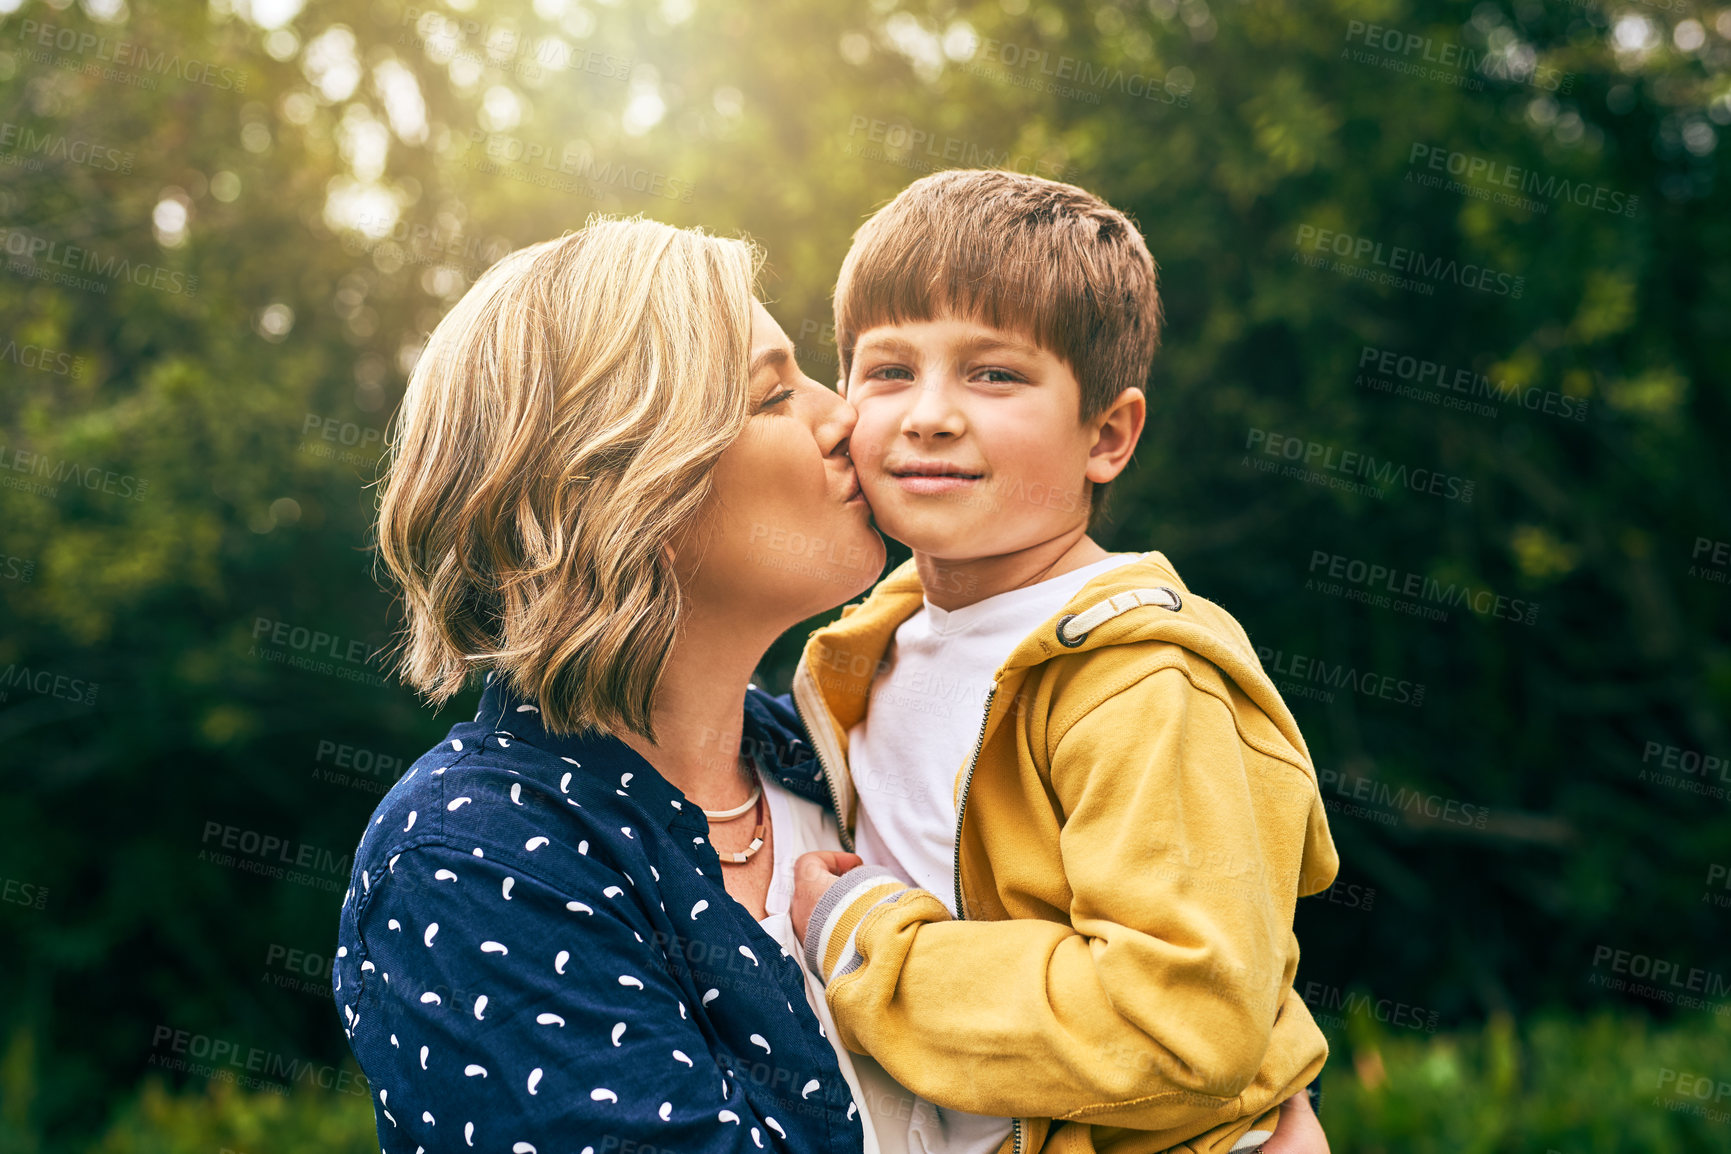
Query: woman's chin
804,533,886,609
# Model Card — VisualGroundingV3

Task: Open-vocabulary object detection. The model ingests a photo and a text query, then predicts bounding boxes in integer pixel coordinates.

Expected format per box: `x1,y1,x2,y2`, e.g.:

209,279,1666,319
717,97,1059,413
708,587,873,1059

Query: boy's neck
914,527,1113,612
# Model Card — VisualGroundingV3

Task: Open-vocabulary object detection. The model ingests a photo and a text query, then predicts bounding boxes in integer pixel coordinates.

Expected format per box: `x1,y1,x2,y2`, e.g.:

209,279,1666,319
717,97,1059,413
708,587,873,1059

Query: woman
333,217,1327,1152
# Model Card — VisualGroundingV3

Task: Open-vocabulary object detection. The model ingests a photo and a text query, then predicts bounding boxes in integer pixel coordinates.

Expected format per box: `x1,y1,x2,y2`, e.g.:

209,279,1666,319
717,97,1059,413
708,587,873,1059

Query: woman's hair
375,216,762,741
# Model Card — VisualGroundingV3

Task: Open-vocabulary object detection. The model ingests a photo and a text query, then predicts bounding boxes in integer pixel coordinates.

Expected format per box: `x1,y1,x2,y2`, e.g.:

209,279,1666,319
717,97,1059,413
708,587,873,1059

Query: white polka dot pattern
332,678,860,1153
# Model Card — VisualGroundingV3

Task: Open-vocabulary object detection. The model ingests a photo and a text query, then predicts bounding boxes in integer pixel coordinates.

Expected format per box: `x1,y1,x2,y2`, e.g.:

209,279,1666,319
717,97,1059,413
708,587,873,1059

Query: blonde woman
334,217,886,1151
331,216,1329,1154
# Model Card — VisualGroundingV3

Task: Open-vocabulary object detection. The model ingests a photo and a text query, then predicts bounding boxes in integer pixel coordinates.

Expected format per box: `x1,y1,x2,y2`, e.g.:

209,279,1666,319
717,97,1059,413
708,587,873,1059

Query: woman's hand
791,850,862,941
1258,1087,1328,1154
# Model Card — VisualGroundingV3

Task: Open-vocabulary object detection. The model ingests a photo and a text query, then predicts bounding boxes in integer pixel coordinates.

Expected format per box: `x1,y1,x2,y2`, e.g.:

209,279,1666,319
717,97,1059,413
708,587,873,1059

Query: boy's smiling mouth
885,458,985,495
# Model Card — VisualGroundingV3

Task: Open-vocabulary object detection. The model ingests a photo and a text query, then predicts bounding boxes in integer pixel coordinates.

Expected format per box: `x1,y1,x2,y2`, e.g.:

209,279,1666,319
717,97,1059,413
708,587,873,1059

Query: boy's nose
901,379,965,439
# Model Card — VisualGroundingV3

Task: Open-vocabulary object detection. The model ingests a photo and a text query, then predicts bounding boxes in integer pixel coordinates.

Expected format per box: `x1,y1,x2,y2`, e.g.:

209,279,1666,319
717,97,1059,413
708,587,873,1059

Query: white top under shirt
756,775,883,1154
845,552,1143,1154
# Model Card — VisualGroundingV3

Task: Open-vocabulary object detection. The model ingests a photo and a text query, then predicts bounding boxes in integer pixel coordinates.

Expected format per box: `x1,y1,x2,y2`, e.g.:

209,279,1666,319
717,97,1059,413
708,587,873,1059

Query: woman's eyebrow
749,346,792,379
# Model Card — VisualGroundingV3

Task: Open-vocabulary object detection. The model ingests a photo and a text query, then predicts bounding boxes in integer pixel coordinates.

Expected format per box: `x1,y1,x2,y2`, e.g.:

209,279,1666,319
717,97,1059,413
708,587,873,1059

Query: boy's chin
882,517,1076,566
862,489,999,558
877,520,989,560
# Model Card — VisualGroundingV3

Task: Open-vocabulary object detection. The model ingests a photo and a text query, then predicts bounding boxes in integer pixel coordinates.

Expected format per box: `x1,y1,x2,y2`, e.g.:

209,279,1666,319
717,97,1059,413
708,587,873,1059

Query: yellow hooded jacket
792,551,1339,1154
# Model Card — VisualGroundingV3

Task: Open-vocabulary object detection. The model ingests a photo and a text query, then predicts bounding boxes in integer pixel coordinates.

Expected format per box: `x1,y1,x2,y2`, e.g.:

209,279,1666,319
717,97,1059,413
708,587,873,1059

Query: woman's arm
1258,1087,1329,1154
339,841,795,1152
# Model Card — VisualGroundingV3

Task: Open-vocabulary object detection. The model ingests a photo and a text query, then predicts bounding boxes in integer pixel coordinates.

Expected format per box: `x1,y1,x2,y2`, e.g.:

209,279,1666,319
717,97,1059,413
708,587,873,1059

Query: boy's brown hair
833,168,1162,521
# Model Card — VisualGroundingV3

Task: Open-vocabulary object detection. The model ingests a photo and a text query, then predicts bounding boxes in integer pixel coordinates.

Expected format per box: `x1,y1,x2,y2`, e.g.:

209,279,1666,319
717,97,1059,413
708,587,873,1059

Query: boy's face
845,313,1127,562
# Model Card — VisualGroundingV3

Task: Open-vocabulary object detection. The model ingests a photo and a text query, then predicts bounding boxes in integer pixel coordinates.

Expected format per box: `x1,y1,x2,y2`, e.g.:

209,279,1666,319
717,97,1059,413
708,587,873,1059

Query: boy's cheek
845,414,896,473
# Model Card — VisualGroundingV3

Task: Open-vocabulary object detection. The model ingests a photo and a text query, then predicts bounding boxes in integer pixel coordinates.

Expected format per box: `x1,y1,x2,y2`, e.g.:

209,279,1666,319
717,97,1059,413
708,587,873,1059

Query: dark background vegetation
1,0,1727,1147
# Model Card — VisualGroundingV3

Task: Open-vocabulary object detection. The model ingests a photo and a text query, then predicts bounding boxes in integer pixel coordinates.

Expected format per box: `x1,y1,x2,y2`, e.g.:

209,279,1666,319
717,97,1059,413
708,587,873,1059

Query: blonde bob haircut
375,216,762,741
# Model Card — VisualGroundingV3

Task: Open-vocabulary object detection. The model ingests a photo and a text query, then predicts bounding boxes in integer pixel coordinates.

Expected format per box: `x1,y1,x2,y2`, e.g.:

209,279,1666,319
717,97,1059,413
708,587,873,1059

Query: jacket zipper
799,665,1021,1153
949,683,996,919
790,662,855,853
951,684,1021,1154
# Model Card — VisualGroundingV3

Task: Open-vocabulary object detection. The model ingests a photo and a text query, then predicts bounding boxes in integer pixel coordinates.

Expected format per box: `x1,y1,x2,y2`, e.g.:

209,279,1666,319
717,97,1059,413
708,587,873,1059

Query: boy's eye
755,386,796,412
973,367,1023,385
864,365,915,382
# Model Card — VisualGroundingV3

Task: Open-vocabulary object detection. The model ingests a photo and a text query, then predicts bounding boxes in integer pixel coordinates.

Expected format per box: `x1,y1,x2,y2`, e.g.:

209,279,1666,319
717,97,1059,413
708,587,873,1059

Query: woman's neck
616,606,778,813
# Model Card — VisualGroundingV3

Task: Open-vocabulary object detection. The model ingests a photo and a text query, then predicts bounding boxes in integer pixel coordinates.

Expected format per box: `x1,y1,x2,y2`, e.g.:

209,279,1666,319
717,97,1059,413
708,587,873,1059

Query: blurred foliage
0,0,1726,1144
86,1076,377,1154
18,1010,1731,1152
1314,1007,1731,1152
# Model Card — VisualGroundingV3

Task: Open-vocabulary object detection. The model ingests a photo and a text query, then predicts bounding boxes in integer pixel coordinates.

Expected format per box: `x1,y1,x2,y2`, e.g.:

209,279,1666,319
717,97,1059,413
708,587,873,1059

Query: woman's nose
814,381,859,458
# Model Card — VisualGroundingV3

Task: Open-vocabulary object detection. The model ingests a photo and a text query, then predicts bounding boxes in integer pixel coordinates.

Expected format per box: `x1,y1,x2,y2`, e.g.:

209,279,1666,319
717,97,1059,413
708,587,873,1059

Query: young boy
788,170,1339,1154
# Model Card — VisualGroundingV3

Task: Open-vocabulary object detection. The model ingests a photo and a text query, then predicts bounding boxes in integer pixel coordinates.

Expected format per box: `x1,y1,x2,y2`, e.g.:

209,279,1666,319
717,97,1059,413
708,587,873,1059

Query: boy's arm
800,663,1327,1132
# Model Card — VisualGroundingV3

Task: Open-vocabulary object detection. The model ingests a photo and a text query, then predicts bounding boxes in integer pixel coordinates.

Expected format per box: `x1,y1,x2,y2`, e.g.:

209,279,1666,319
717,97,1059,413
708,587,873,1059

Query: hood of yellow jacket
792,549,1337,895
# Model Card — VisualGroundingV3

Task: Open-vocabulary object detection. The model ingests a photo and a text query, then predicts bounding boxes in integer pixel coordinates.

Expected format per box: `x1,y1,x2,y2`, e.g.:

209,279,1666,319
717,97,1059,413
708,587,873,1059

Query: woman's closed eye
755,386,796,413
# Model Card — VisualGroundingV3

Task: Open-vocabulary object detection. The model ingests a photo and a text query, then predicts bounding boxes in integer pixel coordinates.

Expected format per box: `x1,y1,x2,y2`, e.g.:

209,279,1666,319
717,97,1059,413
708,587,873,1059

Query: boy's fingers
794,851,834,876
792,856,835,892
792,854,857,942
797,850,862,876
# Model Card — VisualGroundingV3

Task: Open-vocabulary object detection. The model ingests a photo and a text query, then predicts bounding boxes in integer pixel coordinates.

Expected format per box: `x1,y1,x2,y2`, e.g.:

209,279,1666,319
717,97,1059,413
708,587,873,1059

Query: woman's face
675,301,885,630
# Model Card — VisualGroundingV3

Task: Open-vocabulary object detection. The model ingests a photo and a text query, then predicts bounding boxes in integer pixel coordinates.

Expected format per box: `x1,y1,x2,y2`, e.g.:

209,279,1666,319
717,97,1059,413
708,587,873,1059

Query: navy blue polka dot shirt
332,672,863,1153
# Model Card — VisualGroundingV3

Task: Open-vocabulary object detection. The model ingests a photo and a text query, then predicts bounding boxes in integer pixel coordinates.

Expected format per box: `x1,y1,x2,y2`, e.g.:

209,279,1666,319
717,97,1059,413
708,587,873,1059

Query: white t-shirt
845,552,1143,1154
756,775,883,1153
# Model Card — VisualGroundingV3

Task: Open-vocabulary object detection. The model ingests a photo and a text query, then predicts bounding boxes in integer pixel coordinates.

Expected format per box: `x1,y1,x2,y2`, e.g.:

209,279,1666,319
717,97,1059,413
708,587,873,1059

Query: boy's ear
1084,386,1146,486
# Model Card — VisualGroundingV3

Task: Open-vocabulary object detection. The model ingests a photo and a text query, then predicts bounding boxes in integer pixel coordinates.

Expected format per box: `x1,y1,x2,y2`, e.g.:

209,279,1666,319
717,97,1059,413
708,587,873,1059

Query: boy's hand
791,851,862,943
1258,1088,1328,1154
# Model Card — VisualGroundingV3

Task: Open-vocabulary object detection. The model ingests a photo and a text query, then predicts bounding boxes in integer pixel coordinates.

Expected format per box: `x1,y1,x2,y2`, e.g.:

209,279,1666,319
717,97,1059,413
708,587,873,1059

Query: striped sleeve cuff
803,864,912,985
